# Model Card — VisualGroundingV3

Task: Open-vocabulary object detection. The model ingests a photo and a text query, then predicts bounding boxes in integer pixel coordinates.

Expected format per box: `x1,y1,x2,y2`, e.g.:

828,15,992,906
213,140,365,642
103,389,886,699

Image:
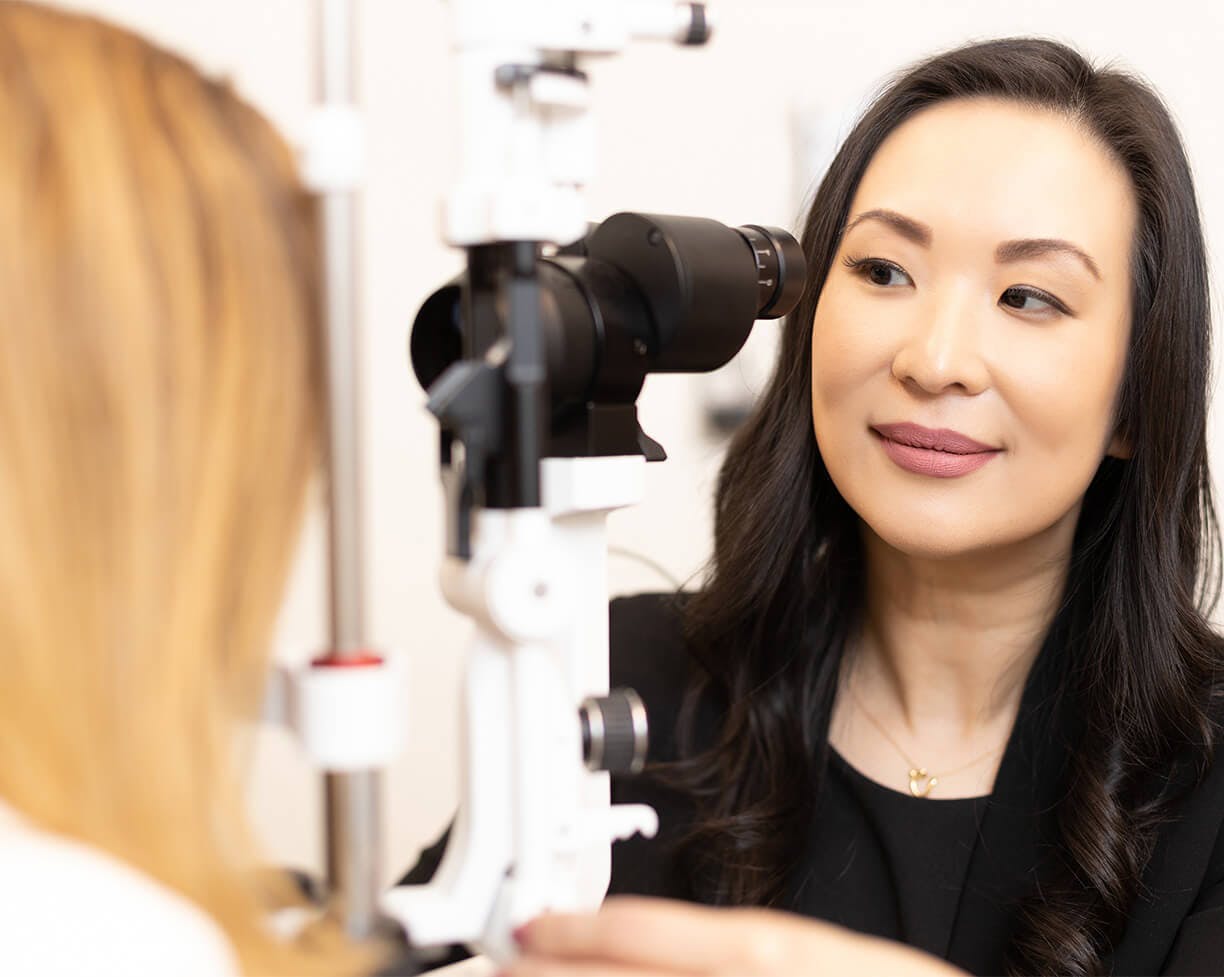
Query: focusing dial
579,688,649,775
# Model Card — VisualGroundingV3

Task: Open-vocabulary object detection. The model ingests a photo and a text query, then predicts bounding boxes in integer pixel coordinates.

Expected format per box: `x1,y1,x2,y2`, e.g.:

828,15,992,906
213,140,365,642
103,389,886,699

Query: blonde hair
0,3,380,973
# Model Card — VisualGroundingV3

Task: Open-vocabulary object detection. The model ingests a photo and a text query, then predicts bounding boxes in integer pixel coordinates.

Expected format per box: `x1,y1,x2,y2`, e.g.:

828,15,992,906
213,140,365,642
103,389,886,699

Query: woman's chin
856,511,1012,562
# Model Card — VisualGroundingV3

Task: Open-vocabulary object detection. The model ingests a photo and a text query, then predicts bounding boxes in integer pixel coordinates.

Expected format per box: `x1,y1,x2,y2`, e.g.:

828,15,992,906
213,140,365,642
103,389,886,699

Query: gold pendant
908,768,938,797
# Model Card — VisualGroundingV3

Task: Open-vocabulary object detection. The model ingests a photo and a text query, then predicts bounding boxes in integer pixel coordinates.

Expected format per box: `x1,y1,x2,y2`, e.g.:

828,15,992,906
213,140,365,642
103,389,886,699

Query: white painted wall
45,0,1224,885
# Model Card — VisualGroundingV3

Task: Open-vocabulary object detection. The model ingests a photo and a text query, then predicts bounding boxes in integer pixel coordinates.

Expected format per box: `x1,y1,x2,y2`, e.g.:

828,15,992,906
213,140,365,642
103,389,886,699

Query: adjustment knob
677,3,712,45
579,688,649,775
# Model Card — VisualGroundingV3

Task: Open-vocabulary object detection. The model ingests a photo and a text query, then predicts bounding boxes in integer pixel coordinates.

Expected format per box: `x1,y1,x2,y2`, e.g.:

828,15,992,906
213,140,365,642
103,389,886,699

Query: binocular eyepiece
411,213,806,462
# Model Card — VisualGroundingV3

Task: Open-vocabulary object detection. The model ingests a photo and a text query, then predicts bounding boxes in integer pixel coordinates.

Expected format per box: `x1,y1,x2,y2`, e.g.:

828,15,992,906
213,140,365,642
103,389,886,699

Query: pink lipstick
871,422,1001,479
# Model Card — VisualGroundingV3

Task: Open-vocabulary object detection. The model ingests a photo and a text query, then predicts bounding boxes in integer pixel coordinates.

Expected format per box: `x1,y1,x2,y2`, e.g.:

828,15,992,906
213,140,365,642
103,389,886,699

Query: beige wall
50,0,1224,884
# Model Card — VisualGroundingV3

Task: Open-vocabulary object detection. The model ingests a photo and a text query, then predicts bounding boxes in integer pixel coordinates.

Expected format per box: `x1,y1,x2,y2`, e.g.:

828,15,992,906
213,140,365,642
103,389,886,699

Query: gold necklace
845,675,1006,798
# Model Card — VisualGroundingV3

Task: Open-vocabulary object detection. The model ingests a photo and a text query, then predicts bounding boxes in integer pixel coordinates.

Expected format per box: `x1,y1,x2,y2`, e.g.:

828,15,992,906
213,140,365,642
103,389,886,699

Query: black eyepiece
410,212,808,460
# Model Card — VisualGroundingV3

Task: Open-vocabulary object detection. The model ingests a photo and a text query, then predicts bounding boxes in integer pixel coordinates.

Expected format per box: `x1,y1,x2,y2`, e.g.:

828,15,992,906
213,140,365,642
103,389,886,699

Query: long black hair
670,36,1223,976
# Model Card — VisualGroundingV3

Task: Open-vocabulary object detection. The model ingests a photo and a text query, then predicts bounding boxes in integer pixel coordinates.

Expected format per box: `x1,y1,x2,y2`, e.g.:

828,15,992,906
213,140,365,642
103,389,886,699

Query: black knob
681,4,711,45
579,688,649,774
736,224,807,320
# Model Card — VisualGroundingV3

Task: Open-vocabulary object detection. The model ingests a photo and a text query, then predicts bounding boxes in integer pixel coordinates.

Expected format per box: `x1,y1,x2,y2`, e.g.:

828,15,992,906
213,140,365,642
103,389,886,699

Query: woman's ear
1106,427,1133,460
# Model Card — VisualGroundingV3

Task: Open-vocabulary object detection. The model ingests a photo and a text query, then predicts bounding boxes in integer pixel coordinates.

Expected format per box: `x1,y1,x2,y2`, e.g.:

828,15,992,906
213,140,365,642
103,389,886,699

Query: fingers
516,897,816,975
517,897,720,973
513,899,957,977
503,955,672,977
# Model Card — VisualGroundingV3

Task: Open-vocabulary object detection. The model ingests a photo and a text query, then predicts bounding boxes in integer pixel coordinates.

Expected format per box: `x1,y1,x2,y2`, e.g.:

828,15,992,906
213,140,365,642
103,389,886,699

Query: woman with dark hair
505,36,1224,977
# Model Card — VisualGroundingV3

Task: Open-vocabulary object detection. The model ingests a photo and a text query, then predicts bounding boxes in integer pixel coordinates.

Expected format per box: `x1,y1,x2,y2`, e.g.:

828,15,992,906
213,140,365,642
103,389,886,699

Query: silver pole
314,0,384,941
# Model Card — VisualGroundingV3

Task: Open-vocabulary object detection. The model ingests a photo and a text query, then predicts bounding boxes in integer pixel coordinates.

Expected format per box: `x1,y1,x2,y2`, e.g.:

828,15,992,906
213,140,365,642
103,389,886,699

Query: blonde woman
0,3,388,974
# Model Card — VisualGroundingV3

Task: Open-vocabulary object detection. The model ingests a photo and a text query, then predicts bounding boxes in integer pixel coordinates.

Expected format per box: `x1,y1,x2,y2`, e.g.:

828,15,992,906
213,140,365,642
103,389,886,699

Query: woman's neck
847,513,1076,743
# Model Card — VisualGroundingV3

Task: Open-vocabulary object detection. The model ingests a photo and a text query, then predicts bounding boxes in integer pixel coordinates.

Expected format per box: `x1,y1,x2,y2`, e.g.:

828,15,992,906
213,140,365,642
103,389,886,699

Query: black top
604,592,1224,976
812,749,985,958
401,592,1224,976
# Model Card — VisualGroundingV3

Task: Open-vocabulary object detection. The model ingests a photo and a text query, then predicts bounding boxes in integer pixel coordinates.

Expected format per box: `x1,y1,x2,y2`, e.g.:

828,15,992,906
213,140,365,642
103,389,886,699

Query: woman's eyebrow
840,208,1102,281
996,238,1101,281
841,208,932,246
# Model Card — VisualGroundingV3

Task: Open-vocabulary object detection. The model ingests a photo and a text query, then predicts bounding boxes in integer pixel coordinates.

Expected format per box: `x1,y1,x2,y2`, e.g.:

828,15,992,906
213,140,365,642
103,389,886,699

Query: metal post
313,0,383,941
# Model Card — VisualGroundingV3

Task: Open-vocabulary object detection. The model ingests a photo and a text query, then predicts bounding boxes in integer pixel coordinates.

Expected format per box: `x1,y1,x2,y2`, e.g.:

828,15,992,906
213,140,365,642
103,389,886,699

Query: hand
505,896,968,976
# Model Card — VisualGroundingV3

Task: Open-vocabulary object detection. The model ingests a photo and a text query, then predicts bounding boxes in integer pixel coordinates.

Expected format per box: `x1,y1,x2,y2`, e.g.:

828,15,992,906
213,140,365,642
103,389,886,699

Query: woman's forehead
846,97,1137,269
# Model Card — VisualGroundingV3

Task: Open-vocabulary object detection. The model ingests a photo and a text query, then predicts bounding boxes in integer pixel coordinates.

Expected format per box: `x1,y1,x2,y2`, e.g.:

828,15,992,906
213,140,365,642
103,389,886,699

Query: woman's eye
842,255,910,287
1000,286,1067,316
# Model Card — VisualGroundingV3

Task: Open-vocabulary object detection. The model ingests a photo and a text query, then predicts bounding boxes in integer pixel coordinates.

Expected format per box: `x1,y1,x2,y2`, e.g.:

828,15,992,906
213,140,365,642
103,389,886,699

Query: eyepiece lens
736,224,805,320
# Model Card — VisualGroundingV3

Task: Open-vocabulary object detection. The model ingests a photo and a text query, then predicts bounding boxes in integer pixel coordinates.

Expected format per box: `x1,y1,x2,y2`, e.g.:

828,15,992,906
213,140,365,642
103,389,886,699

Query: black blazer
403,593,1224,975
603,593,1224,977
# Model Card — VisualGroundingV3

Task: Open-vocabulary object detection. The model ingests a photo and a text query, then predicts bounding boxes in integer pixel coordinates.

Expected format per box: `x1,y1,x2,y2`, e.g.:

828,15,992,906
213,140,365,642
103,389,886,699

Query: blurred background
45,0,1224,885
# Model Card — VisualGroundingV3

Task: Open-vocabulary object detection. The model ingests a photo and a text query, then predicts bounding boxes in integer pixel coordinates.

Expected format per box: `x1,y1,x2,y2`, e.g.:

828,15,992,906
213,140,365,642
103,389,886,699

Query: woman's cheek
996,338,1121,464
812,311,894,401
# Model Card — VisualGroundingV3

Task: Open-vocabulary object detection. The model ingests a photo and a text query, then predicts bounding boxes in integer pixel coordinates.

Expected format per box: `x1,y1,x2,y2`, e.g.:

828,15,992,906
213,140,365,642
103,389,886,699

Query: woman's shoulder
609,591,691,686
1179,686,1224,810
607,592,710,900
1143,689,1224,893
609,591,702,763
0,804,240,976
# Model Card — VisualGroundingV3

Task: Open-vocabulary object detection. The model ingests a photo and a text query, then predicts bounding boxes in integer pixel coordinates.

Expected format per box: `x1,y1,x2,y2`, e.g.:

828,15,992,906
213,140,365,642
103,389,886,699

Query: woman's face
810,97,1137,560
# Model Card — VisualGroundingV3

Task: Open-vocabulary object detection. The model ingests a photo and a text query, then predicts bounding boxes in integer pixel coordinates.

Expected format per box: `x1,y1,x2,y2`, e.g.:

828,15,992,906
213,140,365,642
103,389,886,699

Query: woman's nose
889,288,990,396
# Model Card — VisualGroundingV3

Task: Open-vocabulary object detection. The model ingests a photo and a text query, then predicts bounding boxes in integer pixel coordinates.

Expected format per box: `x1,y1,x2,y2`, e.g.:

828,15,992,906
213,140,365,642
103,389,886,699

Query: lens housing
410,212,807,459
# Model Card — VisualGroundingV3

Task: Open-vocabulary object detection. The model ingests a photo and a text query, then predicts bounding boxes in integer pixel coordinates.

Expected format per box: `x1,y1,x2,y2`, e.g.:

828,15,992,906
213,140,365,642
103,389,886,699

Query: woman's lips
871,423,1002,479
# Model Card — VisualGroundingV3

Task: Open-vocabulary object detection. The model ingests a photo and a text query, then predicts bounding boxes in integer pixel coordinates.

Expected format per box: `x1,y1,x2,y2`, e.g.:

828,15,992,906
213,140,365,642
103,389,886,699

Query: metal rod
313,0,384,940
324,770,383,939
321,188,364,651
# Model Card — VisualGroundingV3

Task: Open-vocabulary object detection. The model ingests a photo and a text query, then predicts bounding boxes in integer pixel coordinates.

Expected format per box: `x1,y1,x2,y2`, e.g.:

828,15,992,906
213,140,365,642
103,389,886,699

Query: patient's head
790,39,1211,576
811,95,1136,563
0,3,368,973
